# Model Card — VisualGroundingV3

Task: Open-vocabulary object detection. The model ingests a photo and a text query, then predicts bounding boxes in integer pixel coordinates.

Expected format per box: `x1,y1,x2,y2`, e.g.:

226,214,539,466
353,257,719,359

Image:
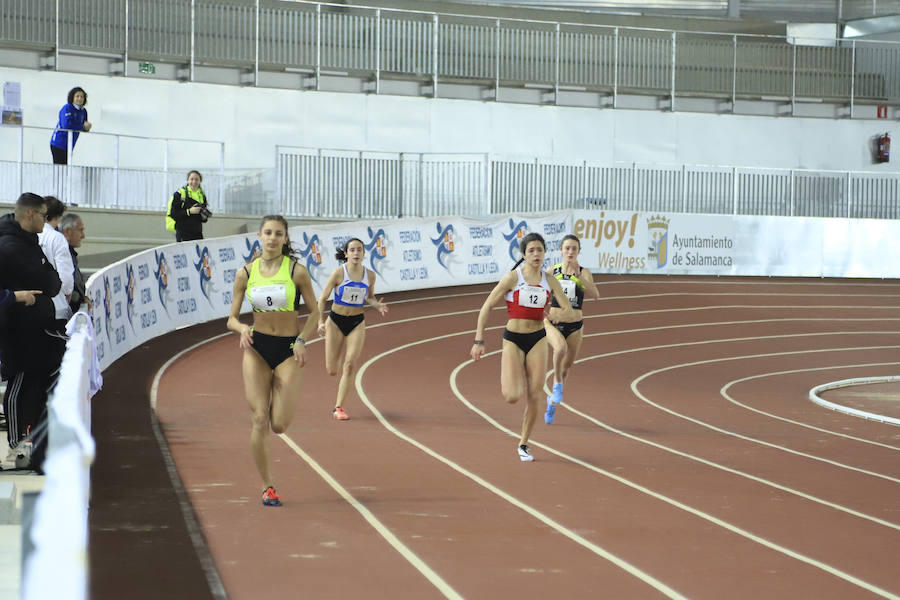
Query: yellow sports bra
246,256,297,312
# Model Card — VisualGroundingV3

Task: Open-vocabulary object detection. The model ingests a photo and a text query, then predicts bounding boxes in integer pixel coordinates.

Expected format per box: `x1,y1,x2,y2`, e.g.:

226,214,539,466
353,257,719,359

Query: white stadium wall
2,65,899,173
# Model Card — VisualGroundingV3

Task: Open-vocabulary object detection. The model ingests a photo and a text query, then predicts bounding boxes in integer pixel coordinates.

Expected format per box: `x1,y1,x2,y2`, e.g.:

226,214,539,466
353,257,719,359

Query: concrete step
0,482,14,524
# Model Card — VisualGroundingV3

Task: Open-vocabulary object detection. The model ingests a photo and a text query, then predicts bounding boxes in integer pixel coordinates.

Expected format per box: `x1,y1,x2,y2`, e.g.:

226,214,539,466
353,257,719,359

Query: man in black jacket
0,192,63,472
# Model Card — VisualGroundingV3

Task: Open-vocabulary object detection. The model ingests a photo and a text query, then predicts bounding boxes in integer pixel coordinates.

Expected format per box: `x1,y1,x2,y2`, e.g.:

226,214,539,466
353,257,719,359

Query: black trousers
50,145,68,165
2,328,65,472
176,230,203,242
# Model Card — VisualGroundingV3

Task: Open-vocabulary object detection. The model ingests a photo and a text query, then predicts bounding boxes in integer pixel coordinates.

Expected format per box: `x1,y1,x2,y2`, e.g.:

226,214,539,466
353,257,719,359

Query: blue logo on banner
193,244,215,304
297,232,324,284
363,226,388,275
153,250,171,314
125,263,137,332
430,222,455,270
242,238,262,263
102,276,112,343
502,219,529,262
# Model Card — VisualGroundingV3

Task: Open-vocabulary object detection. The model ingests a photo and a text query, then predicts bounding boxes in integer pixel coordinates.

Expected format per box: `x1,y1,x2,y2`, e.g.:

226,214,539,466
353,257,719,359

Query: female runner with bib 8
227,215,319,507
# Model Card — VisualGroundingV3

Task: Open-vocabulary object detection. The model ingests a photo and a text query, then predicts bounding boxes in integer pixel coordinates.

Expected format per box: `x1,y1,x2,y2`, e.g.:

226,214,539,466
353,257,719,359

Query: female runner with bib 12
317,238,388,421
227,215,320,507
470,232,574,462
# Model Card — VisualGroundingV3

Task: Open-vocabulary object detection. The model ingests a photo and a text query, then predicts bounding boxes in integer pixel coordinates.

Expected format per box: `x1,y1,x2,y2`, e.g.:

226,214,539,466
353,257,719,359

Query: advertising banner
87,209,900,371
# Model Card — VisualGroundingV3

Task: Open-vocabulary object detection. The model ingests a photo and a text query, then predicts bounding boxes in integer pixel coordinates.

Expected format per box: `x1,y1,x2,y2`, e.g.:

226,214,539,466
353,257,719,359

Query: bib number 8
250,284,288,310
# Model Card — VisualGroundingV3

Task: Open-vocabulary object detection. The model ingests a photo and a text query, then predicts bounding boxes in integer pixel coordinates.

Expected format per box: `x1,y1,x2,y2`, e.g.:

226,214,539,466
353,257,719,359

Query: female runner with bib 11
227,215,320,507
470,232,574,462
543,234,600,424
317,238,388,421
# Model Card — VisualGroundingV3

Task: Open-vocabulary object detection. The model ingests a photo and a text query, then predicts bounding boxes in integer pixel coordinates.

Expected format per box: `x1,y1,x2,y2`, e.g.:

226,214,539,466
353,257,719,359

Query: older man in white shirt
37,196,74,329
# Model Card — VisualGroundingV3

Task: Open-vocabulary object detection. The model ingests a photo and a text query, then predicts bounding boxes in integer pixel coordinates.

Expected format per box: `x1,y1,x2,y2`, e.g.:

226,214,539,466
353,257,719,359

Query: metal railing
4,131,897,220
276,146,900,219
3,0,900,107
447,0,900,22
0,124,225,210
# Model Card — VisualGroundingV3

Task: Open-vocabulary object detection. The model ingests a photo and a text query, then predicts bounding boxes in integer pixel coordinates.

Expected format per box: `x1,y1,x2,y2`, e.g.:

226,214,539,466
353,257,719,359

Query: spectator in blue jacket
49,87,92,165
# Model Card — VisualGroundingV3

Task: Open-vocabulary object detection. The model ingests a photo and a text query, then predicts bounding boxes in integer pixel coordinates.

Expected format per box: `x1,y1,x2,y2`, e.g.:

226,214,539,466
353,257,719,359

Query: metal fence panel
380,13,432,76
0,0,55,48
736,169,791,215
617,30,672,93
794,172,846,217
675,34,734,96
196,2,255,65
735,40,793,97
684,166,733,213
260,3,315,68
795,45,852,100
559,27,615,89
633,165,682,212
499,23,555,84
60,0,125,53
439,18,495,81
129,0,190,61
854,42,899,101
850,174,900,219
321,9,377,73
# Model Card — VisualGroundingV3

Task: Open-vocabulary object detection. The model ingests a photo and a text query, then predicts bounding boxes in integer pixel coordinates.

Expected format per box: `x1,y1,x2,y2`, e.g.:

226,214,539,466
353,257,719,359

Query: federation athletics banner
86,212,573,371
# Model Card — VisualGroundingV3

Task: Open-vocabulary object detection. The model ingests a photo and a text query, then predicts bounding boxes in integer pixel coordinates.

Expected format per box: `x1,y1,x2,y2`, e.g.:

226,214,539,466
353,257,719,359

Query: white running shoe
517,444,534,462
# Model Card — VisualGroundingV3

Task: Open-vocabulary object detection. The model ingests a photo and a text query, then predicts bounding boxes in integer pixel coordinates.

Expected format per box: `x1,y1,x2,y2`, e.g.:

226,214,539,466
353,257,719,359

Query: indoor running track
94,275,900,600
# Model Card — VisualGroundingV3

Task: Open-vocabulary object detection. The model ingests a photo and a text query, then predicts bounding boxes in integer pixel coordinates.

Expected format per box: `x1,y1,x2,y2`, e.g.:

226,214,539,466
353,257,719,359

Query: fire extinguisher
878,132,891,163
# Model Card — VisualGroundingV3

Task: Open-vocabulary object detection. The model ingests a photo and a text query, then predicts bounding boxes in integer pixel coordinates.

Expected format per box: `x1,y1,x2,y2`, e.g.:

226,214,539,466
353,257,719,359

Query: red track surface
154,276,900,599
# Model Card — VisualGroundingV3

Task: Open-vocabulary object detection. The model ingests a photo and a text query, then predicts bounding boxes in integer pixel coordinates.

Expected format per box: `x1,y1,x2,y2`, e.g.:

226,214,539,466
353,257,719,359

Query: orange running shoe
262,486,282,507
332,406,349,421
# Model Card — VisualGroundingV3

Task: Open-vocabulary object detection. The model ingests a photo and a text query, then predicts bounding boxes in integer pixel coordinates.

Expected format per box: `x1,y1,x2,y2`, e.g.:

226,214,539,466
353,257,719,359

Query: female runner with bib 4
470,232,574,462
317,238,388,420
543,234,600,424
227,215,319,507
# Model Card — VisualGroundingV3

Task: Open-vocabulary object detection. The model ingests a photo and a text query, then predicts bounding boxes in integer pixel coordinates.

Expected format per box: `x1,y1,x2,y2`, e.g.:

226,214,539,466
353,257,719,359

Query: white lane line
591,292,900,302
445,350,900,600
277,434,464,600
721,365,900,446
150,332,235,600
353,334,690,600
621,339,900,484
808,377,900,426
152,332,460,599
555,390,900,531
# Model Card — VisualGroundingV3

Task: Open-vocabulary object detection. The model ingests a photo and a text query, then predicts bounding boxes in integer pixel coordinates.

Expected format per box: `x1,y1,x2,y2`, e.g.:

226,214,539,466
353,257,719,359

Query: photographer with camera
166,170,211,242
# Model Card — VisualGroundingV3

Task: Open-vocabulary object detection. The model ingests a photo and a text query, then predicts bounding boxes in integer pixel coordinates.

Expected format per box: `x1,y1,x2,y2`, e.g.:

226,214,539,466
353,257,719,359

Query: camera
198,205,212,222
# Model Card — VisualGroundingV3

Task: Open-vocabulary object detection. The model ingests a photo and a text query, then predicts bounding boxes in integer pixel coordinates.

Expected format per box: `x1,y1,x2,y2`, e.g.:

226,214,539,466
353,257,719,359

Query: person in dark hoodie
0,193,64,472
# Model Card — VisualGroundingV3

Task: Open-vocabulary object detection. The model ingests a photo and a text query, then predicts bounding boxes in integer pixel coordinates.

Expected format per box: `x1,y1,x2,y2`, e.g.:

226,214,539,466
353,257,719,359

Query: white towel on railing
65,311,103,397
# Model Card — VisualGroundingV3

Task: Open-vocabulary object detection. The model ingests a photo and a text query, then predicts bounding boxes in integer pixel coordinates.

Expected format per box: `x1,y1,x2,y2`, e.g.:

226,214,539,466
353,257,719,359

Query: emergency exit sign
138,61,156,75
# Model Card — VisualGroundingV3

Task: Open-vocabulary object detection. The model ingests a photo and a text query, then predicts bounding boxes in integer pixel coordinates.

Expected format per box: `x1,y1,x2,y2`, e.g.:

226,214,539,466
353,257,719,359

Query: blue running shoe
550,382,564,405
544,395,556,424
